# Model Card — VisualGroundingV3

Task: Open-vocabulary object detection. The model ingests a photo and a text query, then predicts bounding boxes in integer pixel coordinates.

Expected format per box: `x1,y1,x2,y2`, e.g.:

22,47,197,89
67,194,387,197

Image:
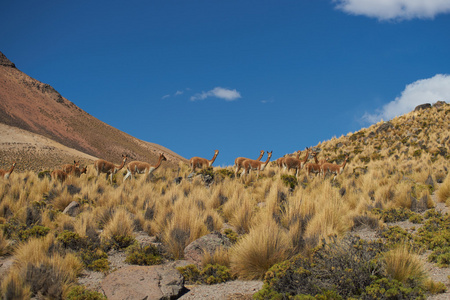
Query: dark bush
280,174,298,189
57,230,85,250
255,236,386,299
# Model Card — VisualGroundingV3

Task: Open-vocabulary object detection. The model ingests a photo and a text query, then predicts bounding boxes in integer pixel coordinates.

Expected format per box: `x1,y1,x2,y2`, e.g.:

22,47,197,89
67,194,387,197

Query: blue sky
1,0,450,166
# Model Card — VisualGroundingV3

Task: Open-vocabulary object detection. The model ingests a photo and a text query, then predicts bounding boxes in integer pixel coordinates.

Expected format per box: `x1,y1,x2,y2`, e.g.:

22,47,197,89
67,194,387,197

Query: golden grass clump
230,219,292,279
383,245,428,285
0,230,12,256
437,174,450,204
4,235,83,299
100,207,135,245
1,269,32,300
160,203,209,259
201,247,231,268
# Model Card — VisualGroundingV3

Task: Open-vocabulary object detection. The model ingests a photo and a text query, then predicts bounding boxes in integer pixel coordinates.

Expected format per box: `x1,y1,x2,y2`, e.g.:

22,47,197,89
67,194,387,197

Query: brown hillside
0,51,187,171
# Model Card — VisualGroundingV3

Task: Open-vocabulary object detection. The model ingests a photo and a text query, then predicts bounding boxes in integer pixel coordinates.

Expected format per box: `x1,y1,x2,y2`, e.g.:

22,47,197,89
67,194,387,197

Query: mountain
0,51,187,172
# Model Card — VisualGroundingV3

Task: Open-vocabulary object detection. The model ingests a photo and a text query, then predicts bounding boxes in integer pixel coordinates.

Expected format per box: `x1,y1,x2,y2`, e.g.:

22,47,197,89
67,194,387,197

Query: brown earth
0,51,187,171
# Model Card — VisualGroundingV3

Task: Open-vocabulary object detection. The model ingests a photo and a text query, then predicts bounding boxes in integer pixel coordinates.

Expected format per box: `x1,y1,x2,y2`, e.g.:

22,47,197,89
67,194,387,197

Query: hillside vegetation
0,102,449,299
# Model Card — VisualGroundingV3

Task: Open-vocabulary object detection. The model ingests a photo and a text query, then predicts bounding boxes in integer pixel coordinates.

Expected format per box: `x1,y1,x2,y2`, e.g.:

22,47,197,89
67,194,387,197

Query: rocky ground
0,196,448,300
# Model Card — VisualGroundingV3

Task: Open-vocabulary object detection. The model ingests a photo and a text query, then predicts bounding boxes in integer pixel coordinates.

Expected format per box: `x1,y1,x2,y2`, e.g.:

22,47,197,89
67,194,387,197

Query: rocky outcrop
101,265,184,300
376,121,393,134
0,51,16,68
414,103,432,111
184,232,232,266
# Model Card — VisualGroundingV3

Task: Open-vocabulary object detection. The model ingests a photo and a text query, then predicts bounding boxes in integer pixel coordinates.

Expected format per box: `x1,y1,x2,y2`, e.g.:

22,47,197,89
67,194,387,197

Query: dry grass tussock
0,104,448,297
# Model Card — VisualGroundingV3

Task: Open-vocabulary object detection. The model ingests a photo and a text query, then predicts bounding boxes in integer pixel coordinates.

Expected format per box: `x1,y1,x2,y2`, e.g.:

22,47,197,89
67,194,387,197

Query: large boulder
184,232,232,266
101,265,184,300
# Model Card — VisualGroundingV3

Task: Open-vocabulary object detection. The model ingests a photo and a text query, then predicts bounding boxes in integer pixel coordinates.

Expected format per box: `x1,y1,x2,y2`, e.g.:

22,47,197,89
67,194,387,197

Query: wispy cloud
334,0,450,21
161,88,189,99
363,74,450,123
190,87,241,101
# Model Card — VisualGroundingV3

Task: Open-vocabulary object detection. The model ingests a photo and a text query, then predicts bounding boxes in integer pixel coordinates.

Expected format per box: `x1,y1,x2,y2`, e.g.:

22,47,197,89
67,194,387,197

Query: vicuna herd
1,148,349,183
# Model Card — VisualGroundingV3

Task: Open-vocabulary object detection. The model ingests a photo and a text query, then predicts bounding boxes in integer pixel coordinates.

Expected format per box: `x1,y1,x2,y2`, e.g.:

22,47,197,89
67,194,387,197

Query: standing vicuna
280,150,301,172
304,152,322,178
51,170,67,182
241,151,273,178
94,154,128,182
234,150,265,177
321,155,349,180
190,150,219,172
124,153,167,182
284,148,310,177
62,161,80,175
275,155,287,171
0,161,16,179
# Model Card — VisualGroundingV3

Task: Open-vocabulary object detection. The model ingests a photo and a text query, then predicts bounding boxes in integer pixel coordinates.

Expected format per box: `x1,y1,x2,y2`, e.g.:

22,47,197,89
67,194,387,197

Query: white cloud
174,90,184,96
334,0,450,20
190,87,241,101
161,94,170,99
363,74,450,123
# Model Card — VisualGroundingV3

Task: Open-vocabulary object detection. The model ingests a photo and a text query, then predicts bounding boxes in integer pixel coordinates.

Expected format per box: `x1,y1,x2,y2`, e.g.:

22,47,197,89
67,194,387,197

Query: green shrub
177,264,201,284
413,149,422,158
409,214,423,224
57,230,85,250
125,243,162,265
380,226,414,246
223,229,239,243
372,207,415,223
177,264,234,285
201,264,234,284
18,225,50,241
66,285,107,300
255,236,386,299
80,249,110,272
216,169,234,179
280,174,298,189
362,277,425,299
103,235,135,250
423,279,447,294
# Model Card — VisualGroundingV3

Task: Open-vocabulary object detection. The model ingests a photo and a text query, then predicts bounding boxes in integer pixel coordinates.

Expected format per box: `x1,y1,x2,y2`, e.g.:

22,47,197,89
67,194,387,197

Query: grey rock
414,103,431,111
376,121,393,134
184,232,232,266
101,265,184,300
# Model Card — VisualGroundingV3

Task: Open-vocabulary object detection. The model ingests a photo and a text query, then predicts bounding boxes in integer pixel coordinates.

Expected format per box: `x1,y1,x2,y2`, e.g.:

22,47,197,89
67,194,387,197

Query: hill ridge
0,51,187,171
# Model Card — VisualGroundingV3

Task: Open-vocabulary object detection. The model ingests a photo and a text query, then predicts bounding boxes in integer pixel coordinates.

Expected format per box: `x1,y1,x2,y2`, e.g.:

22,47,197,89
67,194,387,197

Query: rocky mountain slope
0,51,187,171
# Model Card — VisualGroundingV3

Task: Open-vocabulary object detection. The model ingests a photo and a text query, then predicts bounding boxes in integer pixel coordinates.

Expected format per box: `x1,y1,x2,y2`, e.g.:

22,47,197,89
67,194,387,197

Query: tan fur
234,150,265,177
190,150,219,172
94,154,128,182
275,155,286,170
0,162,16,179
284,148,310,177
124,153,167,181
242,151,273,178
61,160,80,174
51,169,67,182
321,155,349,180
304,152,321,178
